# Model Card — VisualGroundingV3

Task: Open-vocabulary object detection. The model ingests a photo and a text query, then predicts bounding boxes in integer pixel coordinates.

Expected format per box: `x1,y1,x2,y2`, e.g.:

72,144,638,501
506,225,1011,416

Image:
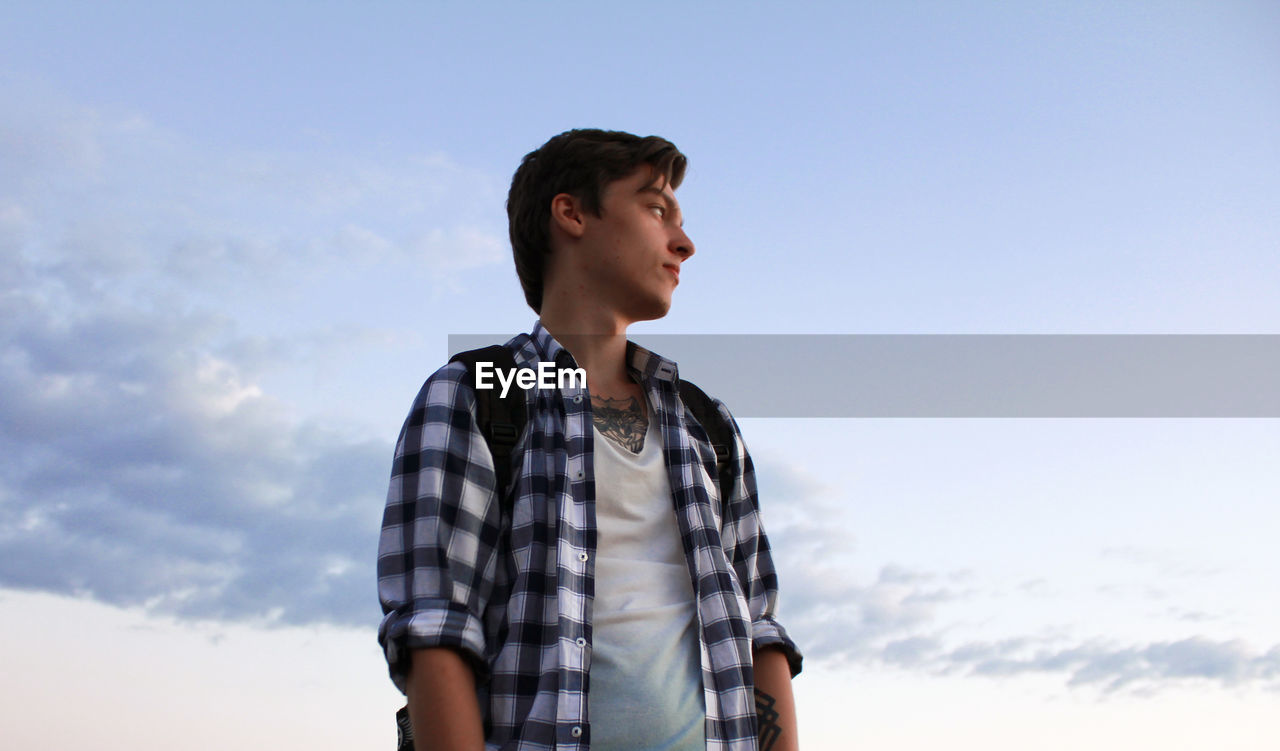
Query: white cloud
0,161,438,626
0,80,482,626
0,279,390,625
1,75,507,295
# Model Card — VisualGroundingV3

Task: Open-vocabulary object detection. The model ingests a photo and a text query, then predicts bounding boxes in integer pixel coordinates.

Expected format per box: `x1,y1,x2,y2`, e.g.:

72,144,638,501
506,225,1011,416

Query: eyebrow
637,185,684,227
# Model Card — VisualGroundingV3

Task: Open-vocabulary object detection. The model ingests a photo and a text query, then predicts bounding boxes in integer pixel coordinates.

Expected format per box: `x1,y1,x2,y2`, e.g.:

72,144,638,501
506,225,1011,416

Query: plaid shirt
378,322,801,750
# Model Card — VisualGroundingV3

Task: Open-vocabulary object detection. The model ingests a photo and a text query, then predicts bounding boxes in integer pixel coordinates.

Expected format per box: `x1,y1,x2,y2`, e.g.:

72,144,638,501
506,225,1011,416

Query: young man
377,129,801,750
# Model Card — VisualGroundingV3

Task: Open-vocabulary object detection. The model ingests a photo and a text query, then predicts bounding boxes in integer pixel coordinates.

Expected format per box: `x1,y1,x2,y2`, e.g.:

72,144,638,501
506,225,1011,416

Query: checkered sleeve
715,399,804,678
376,362,504,694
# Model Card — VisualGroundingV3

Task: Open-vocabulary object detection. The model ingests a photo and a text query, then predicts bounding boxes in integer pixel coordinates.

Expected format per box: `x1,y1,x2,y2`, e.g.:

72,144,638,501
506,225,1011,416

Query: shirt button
575,637,587,648
574,470,584,480
578,552,589,562
571,726,583,738
573,395,583,404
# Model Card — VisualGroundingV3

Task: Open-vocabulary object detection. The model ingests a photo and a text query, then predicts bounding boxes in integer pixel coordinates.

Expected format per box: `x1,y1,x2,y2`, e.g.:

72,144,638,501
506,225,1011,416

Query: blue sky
2,2,1278,748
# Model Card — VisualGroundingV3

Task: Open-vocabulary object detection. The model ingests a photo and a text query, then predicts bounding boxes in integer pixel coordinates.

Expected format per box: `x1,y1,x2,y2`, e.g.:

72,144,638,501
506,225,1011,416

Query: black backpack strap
449,345,527,502
676,378,736,507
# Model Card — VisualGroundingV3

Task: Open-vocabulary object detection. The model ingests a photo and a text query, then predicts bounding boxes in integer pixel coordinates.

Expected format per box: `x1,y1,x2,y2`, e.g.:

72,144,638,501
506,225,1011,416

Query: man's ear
549,193,587,239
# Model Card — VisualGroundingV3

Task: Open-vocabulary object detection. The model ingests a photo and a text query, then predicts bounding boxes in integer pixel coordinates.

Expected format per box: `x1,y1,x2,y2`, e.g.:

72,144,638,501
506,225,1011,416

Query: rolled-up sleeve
376,363,502,693
715,400,804,678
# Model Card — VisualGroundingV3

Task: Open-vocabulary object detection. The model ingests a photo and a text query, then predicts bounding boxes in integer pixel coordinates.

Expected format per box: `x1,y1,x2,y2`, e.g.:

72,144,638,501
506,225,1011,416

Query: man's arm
405,648,485,751
754,646,799,751
378,364,505,746
708,397,803,748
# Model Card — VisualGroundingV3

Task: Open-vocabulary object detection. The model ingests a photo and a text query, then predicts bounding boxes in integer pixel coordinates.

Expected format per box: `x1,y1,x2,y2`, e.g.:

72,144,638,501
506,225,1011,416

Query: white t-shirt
589,414,706,750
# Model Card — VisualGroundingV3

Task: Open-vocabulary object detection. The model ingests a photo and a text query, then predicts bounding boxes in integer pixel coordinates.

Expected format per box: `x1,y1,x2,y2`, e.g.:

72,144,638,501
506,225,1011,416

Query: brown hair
507,129,687,312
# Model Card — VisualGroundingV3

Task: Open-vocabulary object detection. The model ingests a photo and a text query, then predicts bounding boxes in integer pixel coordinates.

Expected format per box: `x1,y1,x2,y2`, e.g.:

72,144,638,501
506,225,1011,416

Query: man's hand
405,648,485,751
753,647,799,751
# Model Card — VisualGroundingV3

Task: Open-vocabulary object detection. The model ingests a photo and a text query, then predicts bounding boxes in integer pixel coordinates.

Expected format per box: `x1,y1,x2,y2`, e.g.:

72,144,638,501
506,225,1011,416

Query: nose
671,226,695,260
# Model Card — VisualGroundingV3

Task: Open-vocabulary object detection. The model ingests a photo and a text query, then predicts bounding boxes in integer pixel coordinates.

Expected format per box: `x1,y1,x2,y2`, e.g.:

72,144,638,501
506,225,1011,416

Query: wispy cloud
776,552,1280,694
760,458,1278,694
1099,544,1227,580
936,635,1280,694
778,560,972,668
1,74,506,295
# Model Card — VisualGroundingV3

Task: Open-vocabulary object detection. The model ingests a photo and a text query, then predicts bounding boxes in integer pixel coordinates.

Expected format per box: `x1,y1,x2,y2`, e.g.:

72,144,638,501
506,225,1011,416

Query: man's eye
650,205,666,218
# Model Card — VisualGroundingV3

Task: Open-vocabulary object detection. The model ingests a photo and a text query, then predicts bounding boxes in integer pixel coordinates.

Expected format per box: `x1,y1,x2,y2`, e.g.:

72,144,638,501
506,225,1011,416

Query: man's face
577,167,695,322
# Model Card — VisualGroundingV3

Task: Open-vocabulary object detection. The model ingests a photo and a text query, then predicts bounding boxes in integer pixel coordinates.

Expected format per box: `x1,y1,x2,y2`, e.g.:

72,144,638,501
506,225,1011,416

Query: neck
539,296,632,390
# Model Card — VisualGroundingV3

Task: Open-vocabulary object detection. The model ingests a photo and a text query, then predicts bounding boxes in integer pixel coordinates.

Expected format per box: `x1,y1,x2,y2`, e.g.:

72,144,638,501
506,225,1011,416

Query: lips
663,264,680,283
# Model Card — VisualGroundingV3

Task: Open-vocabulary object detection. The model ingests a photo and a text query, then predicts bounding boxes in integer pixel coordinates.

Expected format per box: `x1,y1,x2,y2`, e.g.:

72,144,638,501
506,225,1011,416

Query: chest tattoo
591,394,648,453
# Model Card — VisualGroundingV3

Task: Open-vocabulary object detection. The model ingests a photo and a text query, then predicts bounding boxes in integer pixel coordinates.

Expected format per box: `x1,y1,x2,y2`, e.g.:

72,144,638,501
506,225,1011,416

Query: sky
2,1,1278,749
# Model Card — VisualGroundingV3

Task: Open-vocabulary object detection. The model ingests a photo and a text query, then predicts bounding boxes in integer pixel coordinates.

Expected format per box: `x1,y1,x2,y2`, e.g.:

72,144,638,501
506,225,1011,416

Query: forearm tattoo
755,688,782,750
591,395,647,453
